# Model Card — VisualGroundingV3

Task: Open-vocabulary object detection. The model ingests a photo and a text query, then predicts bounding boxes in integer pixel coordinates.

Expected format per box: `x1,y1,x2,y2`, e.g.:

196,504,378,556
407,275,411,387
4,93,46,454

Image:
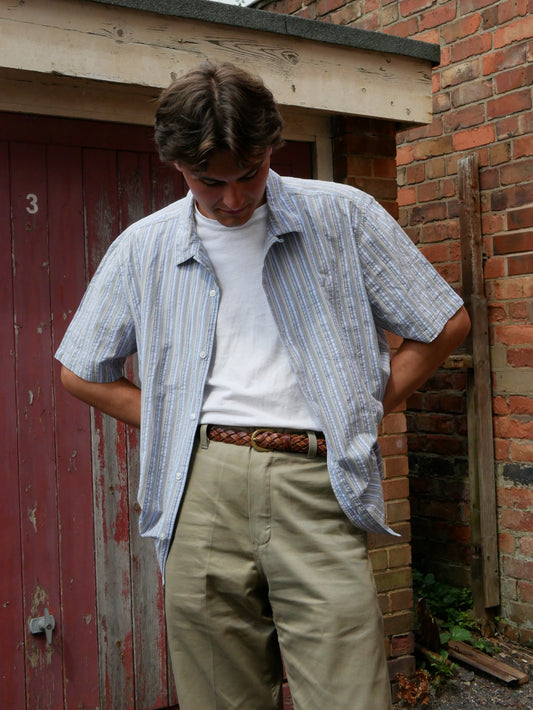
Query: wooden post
458,154,500,610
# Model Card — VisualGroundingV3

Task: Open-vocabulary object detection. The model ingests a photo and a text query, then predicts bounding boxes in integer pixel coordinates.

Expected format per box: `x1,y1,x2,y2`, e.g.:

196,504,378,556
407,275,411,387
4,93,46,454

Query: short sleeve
357,198,464,342
55,237,137,382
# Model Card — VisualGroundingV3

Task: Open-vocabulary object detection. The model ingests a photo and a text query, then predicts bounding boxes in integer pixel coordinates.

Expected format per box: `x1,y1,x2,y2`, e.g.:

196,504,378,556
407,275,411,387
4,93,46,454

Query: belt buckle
251,428,271,452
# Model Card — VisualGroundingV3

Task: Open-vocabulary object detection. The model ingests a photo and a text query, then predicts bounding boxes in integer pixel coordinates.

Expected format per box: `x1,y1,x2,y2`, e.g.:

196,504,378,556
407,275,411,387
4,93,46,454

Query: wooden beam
0,0,433,124
458,154,500,610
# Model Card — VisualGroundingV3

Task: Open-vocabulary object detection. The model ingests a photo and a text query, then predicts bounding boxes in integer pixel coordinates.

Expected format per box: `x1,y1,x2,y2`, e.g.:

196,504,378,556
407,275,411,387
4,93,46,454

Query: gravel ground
394,638,533,710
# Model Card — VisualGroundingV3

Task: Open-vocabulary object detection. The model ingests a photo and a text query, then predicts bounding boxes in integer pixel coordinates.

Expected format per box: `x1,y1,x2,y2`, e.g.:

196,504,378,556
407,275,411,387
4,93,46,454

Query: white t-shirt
196,204,319,429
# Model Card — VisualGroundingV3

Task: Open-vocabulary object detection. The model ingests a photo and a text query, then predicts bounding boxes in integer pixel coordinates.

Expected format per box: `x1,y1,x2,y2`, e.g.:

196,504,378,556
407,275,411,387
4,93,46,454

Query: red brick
451,79,493,107
441,59,479,88
489,141,513,167
387,499,411,524
396,144,414,166
389,544,412,569
508,206,533,230
391,633,415,657
495,65,533,94
450,33,492,62
397,186,417,206
501,158,533,185
382,477,410,501
383,456,409,479
498,0,528,23
488,304,507,323
417,181,439,203
491,184,533,211
399,0,435,16
483,256,506,278
493,275,533,299
494,16,533,48
519,536,533,556
383,610,414,636
440,13,482,42
499,532,516,554
494,437,511,460
443,104,485,131
495,325,533,345
518,580,533,604
510,440,533,461
498,486,533,509
482,43,527,75
502,554,533,581
420,3,457,30
382,412,407,434
508,348,533,368
508,301,530,320
493,231,533,255
487,89,532,120
513,135,533,159
500,509,533,533
453,124,495,150
509,396,533,415
316,0,345,15
413,135,454,160
380,434,408,457
370,548,389,571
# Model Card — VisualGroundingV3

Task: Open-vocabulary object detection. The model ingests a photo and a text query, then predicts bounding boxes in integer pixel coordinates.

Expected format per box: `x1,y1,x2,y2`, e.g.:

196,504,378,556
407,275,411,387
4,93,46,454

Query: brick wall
334,116,416,678
259,0,533,646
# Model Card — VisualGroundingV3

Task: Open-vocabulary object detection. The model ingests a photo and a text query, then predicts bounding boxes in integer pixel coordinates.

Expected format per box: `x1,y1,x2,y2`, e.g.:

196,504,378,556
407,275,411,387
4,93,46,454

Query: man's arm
60,366,141,428
382,305,471,417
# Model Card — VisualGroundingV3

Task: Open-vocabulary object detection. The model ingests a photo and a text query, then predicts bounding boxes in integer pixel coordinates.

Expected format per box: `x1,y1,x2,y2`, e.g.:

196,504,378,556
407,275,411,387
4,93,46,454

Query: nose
222,183,245,210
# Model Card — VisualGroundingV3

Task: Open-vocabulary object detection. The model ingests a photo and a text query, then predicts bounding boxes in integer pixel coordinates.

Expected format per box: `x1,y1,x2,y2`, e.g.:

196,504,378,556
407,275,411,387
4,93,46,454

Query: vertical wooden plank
10,142,64,708
118,150,169,709
150,153,185,709
48,144,100,708
84,148,135,710
0,140,26,709
458,154,500,609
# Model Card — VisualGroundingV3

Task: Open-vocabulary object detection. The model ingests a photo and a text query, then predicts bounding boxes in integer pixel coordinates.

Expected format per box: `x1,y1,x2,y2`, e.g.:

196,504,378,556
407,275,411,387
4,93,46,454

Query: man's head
154,62,284,170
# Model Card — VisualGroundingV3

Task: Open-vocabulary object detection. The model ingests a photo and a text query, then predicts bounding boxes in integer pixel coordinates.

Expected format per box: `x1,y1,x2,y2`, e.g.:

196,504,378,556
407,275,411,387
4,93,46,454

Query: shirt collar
175,170,304,265
265,170,307,240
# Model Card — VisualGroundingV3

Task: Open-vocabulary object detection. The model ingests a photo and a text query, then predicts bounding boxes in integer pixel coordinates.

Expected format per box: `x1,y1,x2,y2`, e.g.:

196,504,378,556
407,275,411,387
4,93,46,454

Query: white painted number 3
26,193,39,214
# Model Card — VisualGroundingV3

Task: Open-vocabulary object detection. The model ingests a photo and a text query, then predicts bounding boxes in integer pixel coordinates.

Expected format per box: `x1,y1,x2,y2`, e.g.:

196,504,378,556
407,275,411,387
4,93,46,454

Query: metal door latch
29,608,55,644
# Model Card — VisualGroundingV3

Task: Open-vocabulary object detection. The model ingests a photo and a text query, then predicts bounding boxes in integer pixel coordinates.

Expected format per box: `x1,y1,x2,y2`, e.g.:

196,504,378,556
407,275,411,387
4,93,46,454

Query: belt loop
200,424,210,449
306,431,318,459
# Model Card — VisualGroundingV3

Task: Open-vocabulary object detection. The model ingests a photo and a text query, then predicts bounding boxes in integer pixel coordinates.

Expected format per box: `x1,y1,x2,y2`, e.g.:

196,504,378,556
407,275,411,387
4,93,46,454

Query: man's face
175,149,272,228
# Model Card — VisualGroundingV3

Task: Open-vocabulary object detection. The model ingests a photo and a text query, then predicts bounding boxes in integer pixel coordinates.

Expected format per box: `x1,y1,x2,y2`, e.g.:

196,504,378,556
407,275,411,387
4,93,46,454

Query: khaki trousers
165,431,392,710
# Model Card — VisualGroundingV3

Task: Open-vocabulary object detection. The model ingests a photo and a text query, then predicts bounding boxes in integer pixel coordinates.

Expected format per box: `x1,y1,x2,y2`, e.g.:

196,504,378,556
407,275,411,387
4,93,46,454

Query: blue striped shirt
56,170,463,573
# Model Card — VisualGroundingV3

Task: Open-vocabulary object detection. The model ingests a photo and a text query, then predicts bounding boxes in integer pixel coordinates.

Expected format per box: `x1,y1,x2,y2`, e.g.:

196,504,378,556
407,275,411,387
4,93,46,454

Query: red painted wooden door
0,112,312,710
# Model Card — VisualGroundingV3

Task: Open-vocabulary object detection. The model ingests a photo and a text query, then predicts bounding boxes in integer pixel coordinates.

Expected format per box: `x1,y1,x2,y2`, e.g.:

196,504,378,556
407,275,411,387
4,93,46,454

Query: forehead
192,150,267,179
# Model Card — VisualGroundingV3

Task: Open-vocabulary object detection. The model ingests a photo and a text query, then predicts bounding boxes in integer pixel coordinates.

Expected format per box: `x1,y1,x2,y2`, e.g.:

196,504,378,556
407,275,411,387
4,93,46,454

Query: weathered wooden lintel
0,0,434,125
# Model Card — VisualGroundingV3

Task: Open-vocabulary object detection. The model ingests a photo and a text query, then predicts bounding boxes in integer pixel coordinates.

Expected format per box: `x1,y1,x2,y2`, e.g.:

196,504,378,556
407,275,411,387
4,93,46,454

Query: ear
173,161,183,173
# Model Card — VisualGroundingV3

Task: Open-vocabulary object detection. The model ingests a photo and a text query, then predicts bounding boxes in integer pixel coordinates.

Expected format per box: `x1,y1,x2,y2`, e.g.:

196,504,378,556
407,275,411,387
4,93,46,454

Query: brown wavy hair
154,62,284,169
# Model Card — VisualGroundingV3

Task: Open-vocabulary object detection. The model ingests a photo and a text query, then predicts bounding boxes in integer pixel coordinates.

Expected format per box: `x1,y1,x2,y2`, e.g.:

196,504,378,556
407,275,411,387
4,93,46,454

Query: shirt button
199,351,207,359
190,413,196,420
159,534,166,541
176,472,183,481
209,289,216,297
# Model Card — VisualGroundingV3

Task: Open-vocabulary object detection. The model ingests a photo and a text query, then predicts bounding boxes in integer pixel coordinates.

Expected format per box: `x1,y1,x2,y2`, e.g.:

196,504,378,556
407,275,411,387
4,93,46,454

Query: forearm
382,306,470,417
60,366,141,428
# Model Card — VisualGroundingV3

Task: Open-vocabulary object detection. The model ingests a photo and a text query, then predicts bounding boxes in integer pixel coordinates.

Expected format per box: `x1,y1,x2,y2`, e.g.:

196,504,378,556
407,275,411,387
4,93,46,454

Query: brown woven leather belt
207,426,327,457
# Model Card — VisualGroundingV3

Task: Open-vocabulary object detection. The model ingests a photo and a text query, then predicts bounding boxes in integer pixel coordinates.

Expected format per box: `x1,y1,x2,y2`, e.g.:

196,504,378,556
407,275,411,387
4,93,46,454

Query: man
57,62,470,710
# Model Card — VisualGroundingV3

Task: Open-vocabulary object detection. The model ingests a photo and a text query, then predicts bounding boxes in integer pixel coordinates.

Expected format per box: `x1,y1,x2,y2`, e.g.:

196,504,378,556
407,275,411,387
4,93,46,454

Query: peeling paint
28,503,38,533
28,390,34,406
30,586,49,618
